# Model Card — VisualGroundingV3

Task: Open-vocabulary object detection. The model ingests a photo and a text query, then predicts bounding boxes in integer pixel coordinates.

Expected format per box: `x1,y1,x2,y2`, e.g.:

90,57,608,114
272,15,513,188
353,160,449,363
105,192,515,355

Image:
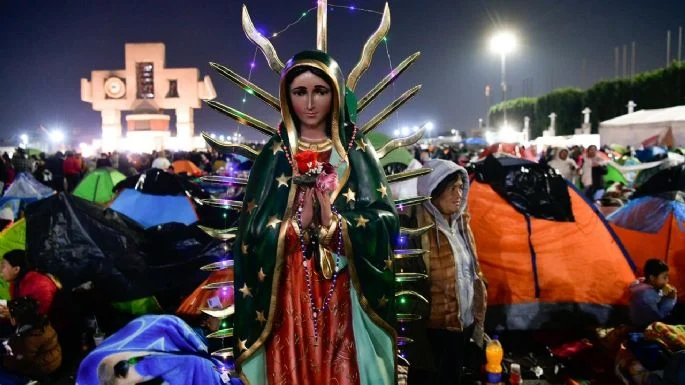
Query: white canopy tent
599,105,685,146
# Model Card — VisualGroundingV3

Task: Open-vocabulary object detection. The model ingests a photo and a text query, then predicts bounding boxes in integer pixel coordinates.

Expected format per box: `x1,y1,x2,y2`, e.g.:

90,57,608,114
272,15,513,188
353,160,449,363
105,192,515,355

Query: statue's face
288,70,332,130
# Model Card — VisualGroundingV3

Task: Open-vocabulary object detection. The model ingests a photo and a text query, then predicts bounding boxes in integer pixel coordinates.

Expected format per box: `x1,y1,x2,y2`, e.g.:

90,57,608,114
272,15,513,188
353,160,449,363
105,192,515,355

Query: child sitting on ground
629,259,677,328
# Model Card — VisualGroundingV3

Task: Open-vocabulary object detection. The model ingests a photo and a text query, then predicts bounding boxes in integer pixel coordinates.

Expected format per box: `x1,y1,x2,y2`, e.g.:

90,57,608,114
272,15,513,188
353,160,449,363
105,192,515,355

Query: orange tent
609,193,685,301
177,261,234,320
468,156,636,330
172,160,203,177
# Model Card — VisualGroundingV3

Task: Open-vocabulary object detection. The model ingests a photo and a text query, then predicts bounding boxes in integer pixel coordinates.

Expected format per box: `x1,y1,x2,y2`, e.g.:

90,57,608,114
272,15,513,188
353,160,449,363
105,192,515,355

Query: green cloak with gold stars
232,50,398,384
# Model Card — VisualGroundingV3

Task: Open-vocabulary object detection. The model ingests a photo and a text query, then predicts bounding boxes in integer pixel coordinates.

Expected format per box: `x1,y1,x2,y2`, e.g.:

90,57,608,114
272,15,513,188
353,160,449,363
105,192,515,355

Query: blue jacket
628,280,677,327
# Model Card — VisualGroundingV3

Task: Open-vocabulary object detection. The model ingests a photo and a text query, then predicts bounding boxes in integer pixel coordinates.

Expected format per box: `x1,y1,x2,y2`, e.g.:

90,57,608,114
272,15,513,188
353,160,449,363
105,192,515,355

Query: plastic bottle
485,335,503,384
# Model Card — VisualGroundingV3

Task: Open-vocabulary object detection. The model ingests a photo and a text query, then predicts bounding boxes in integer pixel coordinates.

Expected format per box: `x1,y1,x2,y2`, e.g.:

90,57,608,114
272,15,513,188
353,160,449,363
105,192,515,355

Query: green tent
73,168,126,204
603,163,628,187
0,219,26,299
111,297,163,315
366,132,414,167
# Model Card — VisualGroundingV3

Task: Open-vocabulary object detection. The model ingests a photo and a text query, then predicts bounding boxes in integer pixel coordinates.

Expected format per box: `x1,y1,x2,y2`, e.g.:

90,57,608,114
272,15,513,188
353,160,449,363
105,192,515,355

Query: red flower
294,150,318,174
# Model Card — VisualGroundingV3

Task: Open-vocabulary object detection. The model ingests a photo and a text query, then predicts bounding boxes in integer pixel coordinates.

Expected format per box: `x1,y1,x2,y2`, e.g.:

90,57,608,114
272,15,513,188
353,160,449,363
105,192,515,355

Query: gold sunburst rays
205,100,278,137
386,168,432,184
346,3,391,91
399,224,435,238
360,85,422,135
208,62,280,111
375,125,425,159
242,5,284,73
394,196,431,209
202,132,259,160
357,52,421,113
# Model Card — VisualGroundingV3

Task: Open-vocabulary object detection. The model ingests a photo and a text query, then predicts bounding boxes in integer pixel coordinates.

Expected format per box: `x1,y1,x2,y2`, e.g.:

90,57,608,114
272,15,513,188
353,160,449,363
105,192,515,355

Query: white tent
599,105,685,146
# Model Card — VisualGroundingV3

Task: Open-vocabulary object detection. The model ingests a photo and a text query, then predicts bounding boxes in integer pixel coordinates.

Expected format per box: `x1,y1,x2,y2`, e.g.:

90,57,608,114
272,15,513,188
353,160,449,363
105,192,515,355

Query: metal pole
631,41,636,78
501,53,507,126
614,46,620,79
485,86,491,129
622,44,627,78
581,58,587,88
667,30,672,66
679,26,683,62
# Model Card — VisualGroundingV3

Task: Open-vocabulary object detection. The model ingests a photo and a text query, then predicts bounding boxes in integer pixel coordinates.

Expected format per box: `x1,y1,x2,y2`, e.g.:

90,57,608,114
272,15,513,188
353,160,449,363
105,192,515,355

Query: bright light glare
425,122,434,131
49,130,65,143
19,134,28,144
490,31,517,55
401,127,409,136
393,129,400,137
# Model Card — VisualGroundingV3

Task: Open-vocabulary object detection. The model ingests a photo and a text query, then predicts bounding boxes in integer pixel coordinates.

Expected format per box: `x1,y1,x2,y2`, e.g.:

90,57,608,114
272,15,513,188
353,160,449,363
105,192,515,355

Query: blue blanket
76,315,240,385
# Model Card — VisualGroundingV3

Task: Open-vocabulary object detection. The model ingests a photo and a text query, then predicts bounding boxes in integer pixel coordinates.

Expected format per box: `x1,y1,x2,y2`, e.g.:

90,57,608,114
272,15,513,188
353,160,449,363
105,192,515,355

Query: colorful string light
228,3,398,140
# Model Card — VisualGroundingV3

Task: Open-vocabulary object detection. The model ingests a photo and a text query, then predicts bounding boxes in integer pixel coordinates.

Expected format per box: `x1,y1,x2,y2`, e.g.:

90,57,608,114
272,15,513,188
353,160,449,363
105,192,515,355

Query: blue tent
110,189,198,229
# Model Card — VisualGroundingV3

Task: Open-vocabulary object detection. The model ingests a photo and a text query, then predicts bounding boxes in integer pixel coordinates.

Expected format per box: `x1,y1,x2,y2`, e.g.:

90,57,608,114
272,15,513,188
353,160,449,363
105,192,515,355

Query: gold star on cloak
377,184,388,198
241,243,249,254
275,173,290,188
258,268,266,282
238,338,248,351
271,141,283,155
343,188,356,203
267,216,282,229
255,310,267,325
356,139,367,152
384,258,393,270
355,215,369,228
378,295,388,308
239,283,253,298
246,200,257,215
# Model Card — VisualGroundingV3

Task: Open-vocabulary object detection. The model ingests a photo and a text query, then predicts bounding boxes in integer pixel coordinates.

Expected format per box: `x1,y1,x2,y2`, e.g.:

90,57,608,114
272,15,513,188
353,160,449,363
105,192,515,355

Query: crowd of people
0,137,682,384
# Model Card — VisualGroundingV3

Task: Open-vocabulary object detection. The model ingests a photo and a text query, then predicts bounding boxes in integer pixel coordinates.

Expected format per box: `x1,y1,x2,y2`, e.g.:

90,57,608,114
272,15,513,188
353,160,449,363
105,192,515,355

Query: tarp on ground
73,168,126,204
609,192,685,301
25,193,223,301
469,156,636,330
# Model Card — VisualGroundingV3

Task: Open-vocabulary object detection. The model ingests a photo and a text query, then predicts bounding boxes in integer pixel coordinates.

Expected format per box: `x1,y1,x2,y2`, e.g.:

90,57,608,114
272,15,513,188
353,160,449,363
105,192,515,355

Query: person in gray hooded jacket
405,159,487,385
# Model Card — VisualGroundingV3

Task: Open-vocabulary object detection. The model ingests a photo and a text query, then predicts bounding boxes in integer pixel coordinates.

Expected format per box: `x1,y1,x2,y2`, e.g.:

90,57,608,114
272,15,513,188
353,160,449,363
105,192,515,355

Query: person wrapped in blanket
76,315,241,385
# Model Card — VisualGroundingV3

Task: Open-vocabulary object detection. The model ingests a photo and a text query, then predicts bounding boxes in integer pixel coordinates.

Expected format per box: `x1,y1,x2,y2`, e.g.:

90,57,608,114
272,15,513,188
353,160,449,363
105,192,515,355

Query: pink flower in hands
316,171,338,193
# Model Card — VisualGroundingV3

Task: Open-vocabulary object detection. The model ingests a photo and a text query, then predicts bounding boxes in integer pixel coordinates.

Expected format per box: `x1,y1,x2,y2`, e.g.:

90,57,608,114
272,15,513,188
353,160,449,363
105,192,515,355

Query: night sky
1,1,684,143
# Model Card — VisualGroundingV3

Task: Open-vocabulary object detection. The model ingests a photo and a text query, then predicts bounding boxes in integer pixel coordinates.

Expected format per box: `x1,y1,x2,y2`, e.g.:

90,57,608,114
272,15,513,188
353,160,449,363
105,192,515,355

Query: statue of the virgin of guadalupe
202,3,430,384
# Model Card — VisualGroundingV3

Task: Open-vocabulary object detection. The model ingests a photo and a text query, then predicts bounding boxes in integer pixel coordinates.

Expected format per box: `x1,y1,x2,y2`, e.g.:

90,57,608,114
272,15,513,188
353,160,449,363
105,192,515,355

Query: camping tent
599,106,685,146
73,168,126,204
609,193,685,301
111,169,207,229
468,156,636,330
609,165,685,300
172,160,203,177
25,193,222,301
0,219,26,299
